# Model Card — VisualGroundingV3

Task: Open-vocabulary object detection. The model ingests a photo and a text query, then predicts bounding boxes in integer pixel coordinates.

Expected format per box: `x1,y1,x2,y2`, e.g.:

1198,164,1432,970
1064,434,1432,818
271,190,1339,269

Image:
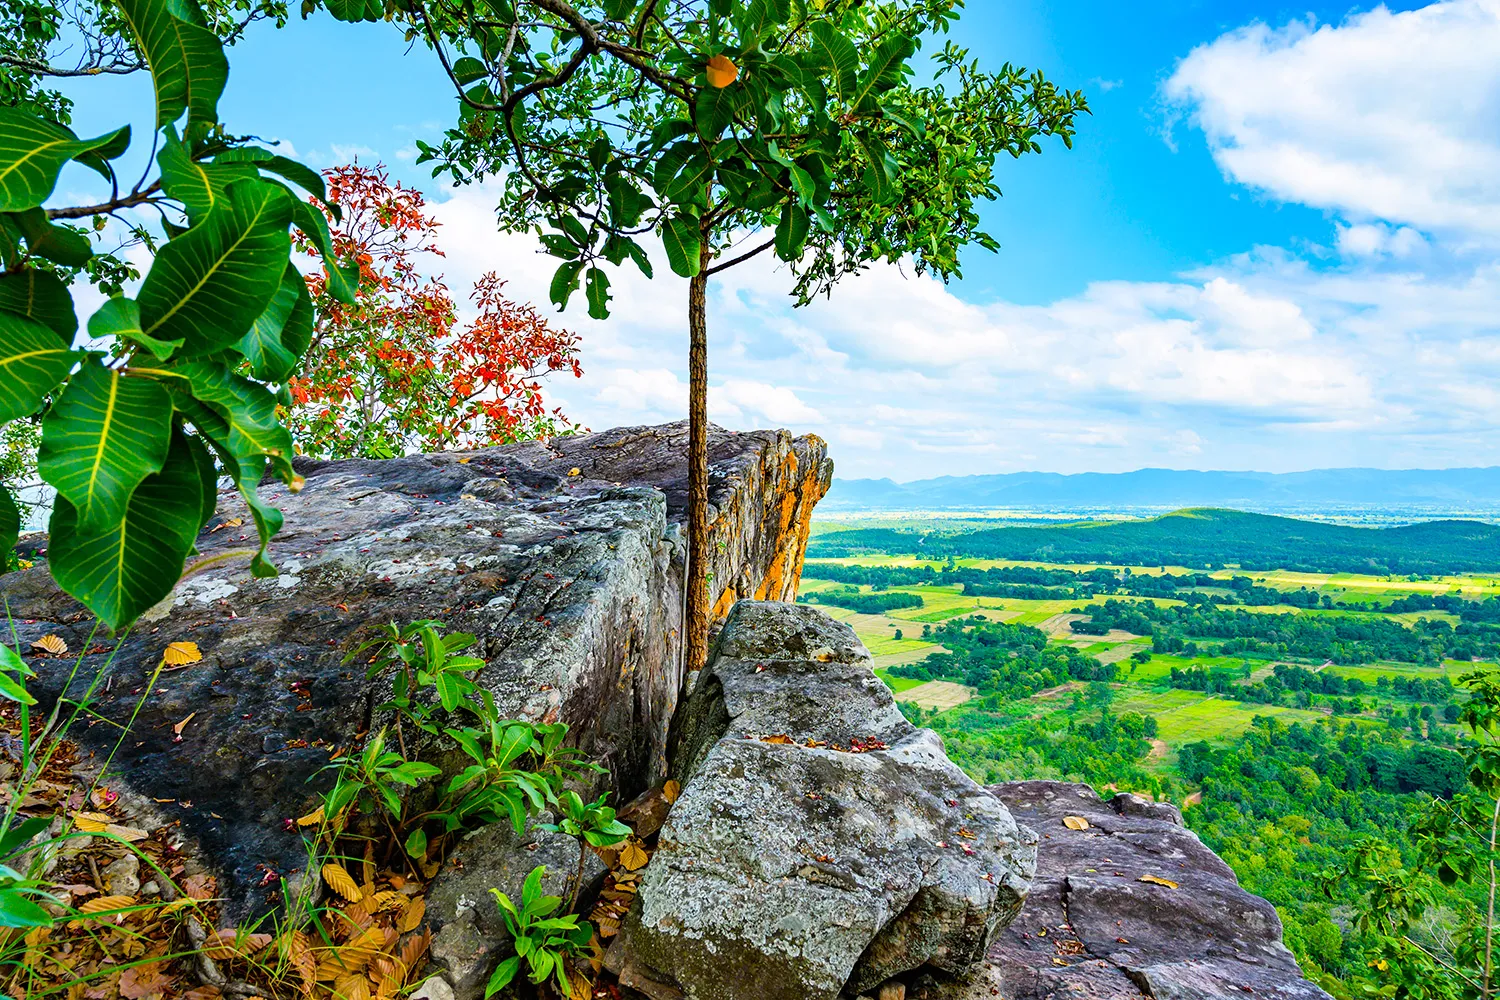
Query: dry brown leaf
172,712,196,736
182,988,223,1000
1062,816,1091,831
1138,875,1179,889
706,54,738,88
760,733,794,745
206,929,273,960
620,839,649,872
162,642,202,666
31,635,67,655
333,973,371,1000
567,973,593,1000
399,895,426,933
662,779,681,804
397,930,430,985
595,915,620,938
323,863,363,901
78,894,137,914
296,805,325,827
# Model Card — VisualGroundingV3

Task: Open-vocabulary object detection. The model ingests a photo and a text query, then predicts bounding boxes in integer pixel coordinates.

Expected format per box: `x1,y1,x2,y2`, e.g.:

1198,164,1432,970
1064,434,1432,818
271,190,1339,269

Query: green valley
797,510,1500,993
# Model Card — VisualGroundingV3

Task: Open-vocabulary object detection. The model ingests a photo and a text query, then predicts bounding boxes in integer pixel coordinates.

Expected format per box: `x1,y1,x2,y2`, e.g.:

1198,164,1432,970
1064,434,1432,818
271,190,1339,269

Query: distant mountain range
823,467,1500,511
809,508,1500,574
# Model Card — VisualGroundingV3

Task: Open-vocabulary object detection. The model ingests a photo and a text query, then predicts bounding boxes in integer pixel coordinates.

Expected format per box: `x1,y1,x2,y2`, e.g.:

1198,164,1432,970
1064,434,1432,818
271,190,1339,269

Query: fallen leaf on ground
31,635,67,655
173,713,196,736
162,642,202,666
1062,816,1090,831
323,863,363,901
1138,875,1179,889
662,780,681,804
620,839,649,871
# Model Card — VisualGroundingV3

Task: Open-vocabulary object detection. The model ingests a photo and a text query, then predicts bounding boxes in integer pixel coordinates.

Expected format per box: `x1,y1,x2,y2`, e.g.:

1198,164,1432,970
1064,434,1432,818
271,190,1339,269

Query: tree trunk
685,255,711,676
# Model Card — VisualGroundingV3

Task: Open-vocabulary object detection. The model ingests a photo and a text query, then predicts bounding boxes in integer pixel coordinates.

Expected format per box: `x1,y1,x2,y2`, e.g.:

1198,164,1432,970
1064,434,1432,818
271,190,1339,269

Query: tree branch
705,236,776,276
45,182,162,220
0,53,144,77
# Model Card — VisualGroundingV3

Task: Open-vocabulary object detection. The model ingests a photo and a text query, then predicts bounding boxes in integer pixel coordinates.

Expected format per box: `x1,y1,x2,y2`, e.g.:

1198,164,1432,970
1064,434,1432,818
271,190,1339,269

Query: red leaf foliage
287,163,583,459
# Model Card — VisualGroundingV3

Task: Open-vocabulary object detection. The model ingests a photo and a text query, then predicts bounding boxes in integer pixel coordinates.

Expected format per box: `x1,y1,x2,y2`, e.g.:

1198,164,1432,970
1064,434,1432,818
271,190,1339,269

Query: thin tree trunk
1486,792,1500,997
685,251,711,676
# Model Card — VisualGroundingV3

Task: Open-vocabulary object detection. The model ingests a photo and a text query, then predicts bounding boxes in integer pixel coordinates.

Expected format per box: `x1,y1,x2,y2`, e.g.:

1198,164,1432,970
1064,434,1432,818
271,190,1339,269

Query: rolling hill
808,508,1500,574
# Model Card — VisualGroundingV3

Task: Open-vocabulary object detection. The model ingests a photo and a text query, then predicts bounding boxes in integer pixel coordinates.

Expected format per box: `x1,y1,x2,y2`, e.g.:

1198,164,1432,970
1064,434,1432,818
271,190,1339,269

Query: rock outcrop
985,781,1332,1000
1,422,830,919
612,602,1037,1000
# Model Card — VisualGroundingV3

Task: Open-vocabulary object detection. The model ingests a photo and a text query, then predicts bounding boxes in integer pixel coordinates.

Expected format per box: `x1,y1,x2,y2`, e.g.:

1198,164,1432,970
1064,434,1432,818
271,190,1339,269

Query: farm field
798,546,1487,760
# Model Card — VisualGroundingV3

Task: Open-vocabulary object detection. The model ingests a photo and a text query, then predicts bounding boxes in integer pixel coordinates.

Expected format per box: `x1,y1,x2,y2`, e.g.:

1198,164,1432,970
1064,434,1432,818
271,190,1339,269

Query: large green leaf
853,132,900,204
0,483,17,574
172,361,295,481
0,108,130,212
47,427,206,630
289,199,359,304
849,34,914,114
88,296,182,361
12,209,93,267
136,178,292,358
806,22,859,102
774,201,810,261
235,263,310,382
183,430,219,530
0,311,75,423
662,215,703,278
215,147,331,210
116,0,228,128
585,267,612,320
38,361,173,534
157,129,257,222
172,390,283,577
0,268,76,341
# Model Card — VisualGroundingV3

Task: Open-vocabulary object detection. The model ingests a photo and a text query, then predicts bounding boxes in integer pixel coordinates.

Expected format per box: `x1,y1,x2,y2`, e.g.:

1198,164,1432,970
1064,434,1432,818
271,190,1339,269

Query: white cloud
1164,0,1500,239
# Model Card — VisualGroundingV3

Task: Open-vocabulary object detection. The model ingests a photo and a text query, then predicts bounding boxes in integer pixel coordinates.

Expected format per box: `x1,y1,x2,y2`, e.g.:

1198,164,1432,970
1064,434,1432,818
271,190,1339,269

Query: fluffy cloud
1164,0,1500,239
408,2,1500,481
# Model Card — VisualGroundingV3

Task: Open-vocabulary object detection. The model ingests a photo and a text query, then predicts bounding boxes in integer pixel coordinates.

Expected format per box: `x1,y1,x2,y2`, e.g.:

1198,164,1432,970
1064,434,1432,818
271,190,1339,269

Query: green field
800,549,1485,753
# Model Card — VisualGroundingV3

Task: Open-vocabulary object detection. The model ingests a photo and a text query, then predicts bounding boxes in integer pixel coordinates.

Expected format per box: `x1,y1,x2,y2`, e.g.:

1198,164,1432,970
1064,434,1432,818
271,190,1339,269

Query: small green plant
485,866,593,999
348,619,485,736
539,790,631,911
319,727,441,827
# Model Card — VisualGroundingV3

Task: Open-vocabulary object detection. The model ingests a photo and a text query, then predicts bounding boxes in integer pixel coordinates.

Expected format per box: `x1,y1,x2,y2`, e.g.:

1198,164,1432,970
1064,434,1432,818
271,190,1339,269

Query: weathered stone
1,423,830,920
986,781,1332,1000
101,853,141,896
425,820,608,998
624,602,1037,1000
408,976,457,1000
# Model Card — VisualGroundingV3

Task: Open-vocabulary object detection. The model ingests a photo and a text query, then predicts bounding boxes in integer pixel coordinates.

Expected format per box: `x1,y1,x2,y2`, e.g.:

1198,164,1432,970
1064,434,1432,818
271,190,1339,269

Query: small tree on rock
321,0,1089,671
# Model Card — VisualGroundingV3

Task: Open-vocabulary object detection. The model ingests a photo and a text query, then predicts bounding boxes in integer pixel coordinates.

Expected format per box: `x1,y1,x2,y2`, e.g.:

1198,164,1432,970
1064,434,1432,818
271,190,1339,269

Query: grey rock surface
426,820,607,997
1,423,830,920
623,602,1037,1000
985,781,1332,1000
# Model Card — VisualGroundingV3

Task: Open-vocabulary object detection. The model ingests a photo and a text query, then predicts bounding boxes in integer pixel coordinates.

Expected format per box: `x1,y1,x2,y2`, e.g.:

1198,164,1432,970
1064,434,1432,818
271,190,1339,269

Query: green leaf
88,297,182,361
38,361,173,534
661,215,702,278
0,817,50,859
452,56,487,86
404,828,428,860
172,361,294,482
0,268,76,342
0,671,35,706
585,267,611,320
136,178,293,357
849,34,914,113
235,263,309,382
694,86,746,141
116,0,229,128
662,151,715,207
486,955,521,997
0,108,130,212
853,133,899,204
214,148,330,208
157,129,257,222
289,200,358,305
548,261,584,312
0,484,16,574
0,888,53,928
774,201,810,261
807,22,859,102
183,429,219,529
47,426,206,630
12,209,92,267
496,724,535,767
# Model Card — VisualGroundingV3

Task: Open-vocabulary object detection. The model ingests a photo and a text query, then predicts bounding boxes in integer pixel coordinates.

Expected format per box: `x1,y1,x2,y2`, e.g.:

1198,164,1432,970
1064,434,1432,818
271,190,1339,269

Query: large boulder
0,422,830,920
986,781,1332,1000
619,602,1037,1000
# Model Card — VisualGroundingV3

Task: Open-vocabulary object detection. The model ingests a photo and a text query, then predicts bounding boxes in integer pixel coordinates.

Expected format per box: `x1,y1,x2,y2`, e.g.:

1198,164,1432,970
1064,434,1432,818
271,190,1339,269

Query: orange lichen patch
711,587,739,622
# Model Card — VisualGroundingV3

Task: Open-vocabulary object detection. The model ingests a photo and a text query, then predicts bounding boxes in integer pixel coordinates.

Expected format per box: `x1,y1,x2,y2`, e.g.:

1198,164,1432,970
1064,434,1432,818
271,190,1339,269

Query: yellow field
896,680,975,710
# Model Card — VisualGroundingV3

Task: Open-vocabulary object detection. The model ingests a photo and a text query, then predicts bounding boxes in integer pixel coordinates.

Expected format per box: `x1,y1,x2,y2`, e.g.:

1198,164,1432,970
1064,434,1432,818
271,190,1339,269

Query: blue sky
51,0,1500,479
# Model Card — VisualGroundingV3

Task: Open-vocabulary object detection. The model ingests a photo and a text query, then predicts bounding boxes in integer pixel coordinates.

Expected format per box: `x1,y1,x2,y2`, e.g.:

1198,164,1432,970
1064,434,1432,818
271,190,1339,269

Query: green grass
875,668,925,692
1108,687,1329,746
